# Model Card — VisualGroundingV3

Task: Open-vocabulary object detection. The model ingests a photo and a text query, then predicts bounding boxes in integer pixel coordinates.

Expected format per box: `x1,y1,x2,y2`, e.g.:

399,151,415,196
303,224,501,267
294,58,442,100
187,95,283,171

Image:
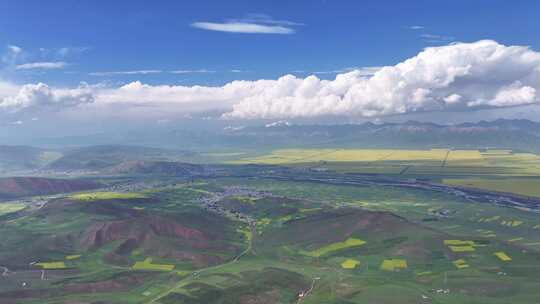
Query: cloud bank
2,40,540,120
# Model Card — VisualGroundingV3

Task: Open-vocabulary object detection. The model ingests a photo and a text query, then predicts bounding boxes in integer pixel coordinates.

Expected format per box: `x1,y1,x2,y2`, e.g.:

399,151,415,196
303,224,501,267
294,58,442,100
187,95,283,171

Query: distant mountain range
27,118,540,151
222,119,540,151
0,146,62,172
47,145,197,171
2,119,540,172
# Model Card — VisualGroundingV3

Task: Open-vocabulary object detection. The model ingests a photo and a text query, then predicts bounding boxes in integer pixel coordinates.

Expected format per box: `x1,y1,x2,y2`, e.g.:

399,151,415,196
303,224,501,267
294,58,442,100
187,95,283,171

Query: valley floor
0,171,539,304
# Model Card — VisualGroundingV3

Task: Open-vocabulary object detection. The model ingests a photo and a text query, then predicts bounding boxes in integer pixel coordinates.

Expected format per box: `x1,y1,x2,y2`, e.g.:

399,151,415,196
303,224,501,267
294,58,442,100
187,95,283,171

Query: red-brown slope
0,177,101,199
80,215,236,267
81,215,209,248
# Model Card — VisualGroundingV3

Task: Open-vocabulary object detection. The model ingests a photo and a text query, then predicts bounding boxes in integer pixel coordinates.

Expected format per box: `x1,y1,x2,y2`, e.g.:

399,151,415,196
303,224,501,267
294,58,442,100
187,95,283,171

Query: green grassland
443,177,540,197
0,202,25,216
1,176,540,303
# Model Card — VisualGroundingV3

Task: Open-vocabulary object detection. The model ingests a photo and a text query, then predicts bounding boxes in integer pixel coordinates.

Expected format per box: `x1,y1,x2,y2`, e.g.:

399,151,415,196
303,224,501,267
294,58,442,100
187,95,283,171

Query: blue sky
2,0,540,139
2,0,539,86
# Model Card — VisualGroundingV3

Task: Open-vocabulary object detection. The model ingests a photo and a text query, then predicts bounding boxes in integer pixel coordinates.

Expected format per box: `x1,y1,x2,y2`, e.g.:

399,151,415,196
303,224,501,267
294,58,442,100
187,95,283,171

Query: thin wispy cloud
191,14,301,34
89,70,162,76
170,69,215,74
191,22,294,34
89,69,226,76
313,66,383,76
2,45,23,65
409,25,425,30
234,13,304,26
7,45,22,55
56,46,90,57
421,33,455,44
16,61,67,70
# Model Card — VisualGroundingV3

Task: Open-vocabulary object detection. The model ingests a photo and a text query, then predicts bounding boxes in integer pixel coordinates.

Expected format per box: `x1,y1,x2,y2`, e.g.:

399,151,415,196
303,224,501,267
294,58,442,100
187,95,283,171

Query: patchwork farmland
1,157,540,303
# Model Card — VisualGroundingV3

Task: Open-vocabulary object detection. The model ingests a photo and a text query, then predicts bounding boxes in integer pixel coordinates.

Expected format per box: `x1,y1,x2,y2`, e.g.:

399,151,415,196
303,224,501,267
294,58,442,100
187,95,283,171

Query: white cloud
409,25,425,30
89,70,162,76
0,81,20,97
16,61,67,70
57,46,89,57
236,13,303,26
468,83,536,107
225,40,540,119
421,33,455,44
191,14,300,34
2,40,540,121
444,94,462,104
313,66,383,76
191,22,294,34
7,45,22,55
2,45,22,65
170,69,215,74
0,82,94,112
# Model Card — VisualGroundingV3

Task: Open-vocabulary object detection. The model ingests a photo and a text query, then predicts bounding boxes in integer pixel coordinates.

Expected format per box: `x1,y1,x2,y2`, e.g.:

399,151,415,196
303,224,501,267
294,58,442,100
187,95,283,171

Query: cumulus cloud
225,40,540,119
0,81,20,97
16,61,67,70
0,82,94,113
468,83,536,107
2,40,540,121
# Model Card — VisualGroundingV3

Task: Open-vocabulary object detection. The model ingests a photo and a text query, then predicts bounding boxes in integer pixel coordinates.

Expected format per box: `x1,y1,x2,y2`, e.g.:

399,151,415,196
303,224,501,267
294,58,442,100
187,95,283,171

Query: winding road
297,277,319,304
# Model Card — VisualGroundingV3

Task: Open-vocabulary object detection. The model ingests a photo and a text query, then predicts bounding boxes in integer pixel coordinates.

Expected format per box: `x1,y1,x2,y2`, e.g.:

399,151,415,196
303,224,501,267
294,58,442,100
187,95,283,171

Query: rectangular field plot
341,259,361,269
35,261,67,269
132,258,175,271
452,259,469,269
444,239,477,252
494,252,512,261
380,259,408,271
444,240,475,246
449,245,476,252
300,238,366,257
